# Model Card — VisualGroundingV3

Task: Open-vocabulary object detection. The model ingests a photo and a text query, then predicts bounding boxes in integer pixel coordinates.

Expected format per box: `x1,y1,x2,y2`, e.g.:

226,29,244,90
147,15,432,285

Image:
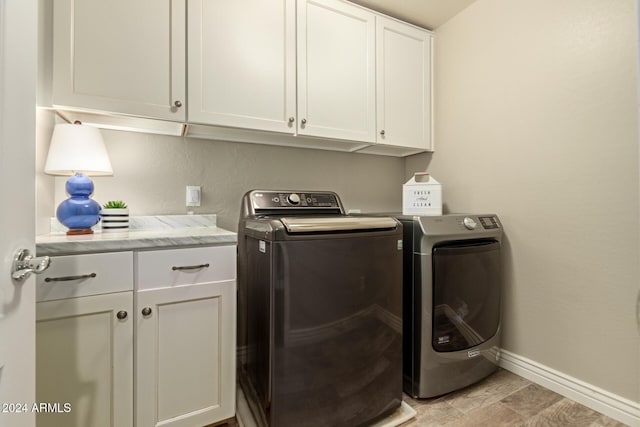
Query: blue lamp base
56,173,101,235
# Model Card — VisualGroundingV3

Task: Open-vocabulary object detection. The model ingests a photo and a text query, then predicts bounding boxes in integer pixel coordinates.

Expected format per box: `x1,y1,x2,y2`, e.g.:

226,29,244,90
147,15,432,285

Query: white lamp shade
44,123,113,176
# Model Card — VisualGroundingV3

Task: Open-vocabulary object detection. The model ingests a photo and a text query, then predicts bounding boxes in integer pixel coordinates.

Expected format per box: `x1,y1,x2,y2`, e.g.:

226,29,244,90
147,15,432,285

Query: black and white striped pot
100,208,129,232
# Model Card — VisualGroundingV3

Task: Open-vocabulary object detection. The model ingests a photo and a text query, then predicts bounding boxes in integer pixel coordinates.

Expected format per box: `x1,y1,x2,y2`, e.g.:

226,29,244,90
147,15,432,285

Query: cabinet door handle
141,307,152,316
301,118,307,125
116,310,128,320
171,263,210,271
288,116,295,123
380,129,385,136
174,100,182,108
44,273,97,282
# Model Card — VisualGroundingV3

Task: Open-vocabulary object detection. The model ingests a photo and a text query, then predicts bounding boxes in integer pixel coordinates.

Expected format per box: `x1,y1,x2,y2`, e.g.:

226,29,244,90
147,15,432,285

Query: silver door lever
12,249,50,282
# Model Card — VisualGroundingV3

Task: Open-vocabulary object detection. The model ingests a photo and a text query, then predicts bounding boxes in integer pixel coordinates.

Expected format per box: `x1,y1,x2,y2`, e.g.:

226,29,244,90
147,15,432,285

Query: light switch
186,186,201,207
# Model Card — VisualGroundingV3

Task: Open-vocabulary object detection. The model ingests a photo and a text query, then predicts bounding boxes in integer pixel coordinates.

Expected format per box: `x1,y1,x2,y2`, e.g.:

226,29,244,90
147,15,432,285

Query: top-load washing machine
397,214,503,398
237,190,403,427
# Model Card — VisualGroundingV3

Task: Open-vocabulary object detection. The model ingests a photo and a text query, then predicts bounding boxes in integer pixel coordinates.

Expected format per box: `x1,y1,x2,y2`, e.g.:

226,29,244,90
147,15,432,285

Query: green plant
103,200,128,209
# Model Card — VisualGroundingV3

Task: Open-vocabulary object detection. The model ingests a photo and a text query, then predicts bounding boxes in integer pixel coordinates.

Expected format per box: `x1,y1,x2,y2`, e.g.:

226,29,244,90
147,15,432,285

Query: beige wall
42,130,405,232
408,0,639,401
35,109,55,235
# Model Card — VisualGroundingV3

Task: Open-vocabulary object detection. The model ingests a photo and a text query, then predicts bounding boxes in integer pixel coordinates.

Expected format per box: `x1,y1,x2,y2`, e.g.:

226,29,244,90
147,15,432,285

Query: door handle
12,249,50,282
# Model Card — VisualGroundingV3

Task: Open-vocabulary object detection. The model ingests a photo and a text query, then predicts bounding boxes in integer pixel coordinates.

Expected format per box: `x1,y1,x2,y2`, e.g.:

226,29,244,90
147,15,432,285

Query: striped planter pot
100,208,129,232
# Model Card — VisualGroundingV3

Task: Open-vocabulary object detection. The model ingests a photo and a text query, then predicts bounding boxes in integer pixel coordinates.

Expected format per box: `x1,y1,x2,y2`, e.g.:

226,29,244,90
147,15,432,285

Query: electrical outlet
186,186,201,207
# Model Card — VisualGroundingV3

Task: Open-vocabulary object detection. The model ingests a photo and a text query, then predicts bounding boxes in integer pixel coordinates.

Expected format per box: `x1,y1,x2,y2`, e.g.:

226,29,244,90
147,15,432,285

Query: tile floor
224,368,630,427
400,369,629,427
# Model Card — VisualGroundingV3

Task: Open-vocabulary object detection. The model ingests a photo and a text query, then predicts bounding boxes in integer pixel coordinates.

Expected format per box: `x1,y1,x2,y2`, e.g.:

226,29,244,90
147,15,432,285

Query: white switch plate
186,186,201,207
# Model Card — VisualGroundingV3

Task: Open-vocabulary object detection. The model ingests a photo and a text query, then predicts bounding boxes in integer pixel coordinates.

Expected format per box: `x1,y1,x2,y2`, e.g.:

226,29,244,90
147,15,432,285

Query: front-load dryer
397,214,503,398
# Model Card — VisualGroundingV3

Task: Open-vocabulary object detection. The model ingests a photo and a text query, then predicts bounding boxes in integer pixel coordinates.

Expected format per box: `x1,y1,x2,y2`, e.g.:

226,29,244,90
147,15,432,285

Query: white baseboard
499,349,640,427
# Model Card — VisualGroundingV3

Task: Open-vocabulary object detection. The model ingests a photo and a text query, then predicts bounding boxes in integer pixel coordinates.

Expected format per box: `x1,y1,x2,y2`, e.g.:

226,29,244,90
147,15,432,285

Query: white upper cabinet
297,0,377,143
188,0,297,133
49,0,433,155
52,0,186,121
376,16,432,150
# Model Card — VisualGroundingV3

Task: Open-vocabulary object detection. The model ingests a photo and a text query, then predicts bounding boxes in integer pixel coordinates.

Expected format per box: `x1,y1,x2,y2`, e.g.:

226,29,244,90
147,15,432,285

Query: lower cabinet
135,245,237,427
36,291,134,427
35,245,236,427
135,281,236,427
35,251,134,427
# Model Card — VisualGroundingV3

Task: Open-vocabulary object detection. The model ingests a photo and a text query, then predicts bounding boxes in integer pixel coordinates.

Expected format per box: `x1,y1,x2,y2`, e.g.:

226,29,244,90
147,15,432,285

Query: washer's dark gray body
237,190,404,427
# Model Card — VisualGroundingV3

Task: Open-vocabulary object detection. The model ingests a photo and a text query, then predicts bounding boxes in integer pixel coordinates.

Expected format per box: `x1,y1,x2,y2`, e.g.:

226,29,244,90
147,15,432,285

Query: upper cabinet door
188,0,297,133
52,0,186,122
376,17,432,150
297,0,376,143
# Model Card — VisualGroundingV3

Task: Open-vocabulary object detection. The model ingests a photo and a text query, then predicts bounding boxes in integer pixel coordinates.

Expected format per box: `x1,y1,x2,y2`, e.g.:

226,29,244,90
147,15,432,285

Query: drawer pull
171,263,210,271
44,273,97,282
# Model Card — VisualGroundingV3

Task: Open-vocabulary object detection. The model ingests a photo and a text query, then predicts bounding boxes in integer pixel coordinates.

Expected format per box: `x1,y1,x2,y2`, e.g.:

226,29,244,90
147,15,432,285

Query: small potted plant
101,200,129,232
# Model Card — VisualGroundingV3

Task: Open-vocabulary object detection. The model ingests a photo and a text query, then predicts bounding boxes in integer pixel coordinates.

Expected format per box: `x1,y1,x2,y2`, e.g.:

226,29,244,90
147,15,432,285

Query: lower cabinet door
135,280,236,427
36,292,134,427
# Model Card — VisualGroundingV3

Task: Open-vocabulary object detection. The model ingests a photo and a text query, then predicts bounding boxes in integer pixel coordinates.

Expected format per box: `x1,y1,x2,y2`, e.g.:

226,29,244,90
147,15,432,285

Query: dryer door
432,240,501,352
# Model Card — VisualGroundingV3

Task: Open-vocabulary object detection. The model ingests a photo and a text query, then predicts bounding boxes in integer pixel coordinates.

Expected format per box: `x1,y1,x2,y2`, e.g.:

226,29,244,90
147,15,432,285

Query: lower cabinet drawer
36,251,134,302
135,245,236,290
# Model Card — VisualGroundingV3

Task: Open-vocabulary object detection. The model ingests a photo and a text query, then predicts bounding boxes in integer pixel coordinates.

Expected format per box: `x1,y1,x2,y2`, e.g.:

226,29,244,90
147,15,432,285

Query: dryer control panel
478,216,500,230
411,214,502,236
463,215,500,231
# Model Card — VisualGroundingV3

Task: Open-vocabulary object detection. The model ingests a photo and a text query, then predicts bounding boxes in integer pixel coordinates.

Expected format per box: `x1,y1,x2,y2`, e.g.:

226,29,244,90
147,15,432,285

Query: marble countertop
36,215,237,256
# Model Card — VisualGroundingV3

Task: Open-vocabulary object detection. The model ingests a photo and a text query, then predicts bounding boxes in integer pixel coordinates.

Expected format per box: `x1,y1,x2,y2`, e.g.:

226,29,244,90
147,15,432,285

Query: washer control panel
287,193,301,205
250,191,341,210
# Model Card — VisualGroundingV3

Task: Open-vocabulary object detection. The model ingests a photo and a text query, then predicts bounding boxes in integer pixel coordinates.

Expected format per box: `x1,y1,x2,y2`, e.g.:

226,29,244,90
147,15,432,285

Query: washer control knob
463,217,477,230
287,193,301,205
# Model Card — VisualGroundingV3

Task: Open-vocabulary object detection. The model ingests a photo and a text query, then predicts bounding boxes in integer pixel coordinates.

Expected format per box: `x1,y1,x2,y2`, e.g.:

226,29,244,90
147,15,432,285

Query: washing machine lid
280,216,398,233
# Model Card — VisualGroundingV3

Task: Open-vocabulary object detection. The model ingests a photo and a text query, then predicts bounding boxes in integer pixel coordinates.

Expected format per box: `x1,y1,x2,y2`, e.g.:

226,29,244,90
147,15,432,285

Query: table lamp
44,122,113,235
